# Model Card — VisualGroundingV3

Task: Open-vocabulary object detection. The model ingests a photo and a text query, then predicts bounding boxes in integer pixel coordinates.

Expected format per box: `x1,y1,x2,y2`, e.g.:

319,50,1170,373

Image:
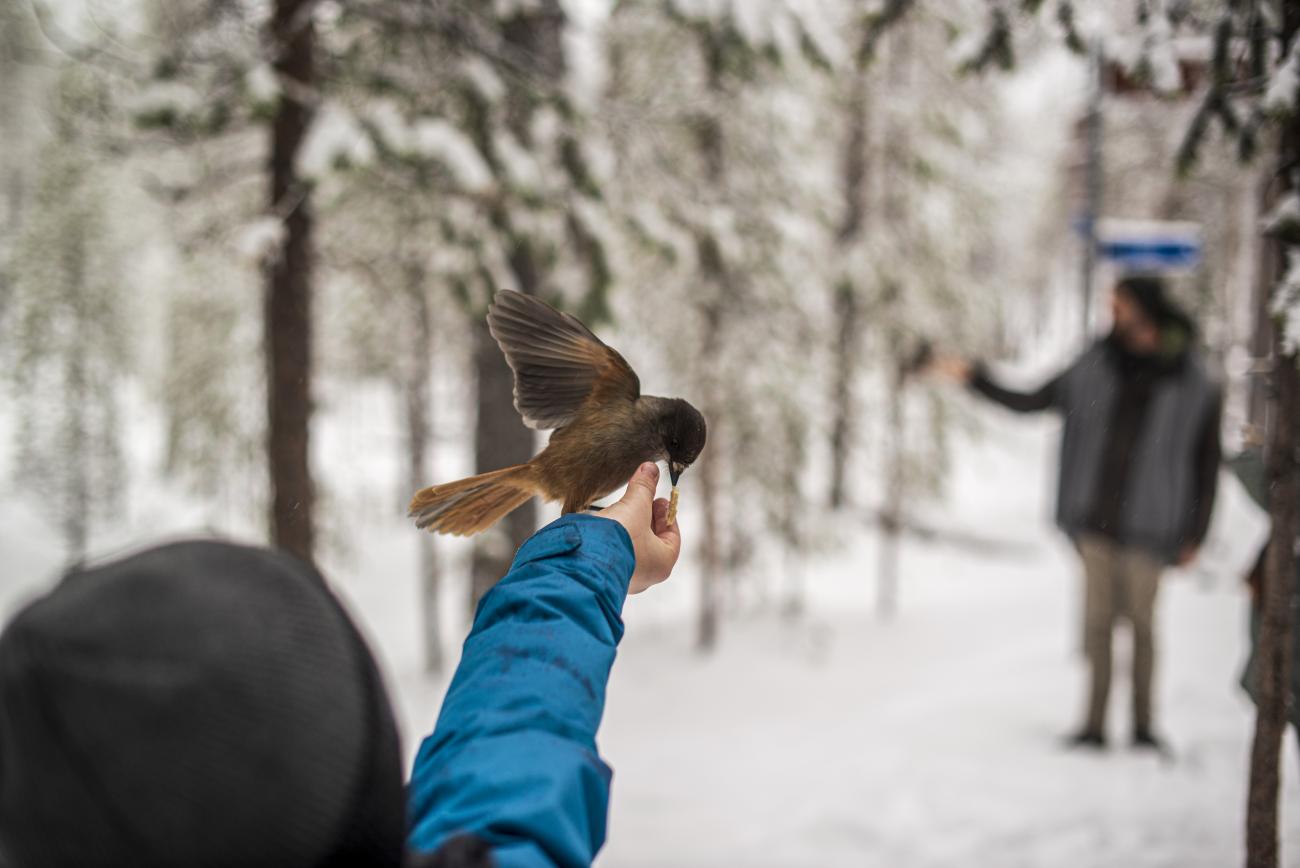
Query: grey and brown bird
409,290,707,536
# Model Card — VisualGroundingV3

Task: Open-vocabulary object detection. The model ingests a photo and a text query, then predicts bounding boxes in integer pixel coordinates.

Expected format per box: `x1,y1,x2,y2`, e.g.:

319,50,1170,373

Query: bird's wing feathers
487,290,640,430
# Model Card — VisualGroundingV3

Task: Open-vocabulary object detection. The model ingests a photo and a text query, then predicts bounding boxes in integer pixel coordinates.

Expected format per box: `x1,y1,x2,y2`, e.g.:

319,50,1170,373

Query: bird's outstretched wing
486,290,641,430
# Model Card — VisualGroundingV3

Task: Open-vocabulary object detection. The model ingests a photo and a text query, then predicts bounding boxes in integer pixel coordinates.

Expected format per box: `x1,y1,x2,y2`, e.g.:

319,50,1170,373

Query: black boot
1132,728,1165,751
1063,728,1107,750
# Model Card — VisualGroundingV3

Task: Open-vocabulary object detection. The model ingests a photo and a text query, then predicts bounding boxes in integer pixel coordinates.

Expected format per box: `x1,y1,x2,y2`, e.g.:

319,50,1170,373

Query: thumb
619,462,660,515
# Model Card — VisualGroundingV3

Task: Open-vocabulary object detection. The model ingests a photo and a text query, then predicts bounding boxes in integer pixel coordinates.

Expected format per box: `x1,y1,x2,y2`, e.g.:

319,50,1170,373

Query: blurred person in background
930,275,1222,751
0,463,677,868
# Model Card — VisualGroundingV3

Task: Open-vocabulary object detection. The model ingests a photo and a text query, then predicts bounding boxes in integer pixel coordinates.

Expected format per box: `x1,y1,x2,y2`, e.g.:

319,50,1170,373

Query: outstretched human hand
598,462,682,594
927,354,974,384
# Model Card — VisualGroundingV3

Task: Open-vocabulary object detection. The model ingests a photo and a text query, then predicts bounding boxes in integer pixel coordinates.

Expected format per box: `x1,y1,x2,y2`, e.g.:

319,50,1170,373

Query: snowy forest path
592,405,1295,868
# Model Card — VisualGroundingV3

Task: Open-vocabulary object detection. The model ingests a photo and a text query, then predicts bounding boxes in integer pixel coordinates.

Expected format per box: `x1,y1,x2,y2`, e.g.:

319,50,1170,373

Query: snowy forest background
4,0,1300,865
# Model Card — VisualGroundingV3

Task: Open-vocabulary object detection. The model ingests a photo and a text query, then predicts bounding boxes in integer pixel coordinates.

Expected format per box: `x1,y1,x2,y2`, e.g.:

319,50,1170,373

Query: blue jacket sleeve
406,513,635,868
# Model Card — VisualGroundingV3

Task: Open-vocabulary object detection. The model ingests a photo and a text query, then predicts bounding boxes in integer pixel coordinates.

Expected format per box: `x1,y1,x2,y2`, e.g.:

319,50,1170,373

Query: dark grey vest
1055,341,1218,561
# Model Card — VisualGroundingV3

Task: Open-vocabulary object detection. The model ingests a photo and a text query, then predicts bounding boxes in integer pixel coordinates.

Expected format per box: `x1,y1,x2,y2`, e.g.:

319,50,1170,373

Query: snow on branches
1276,250,1300,356
1264,38,1300,119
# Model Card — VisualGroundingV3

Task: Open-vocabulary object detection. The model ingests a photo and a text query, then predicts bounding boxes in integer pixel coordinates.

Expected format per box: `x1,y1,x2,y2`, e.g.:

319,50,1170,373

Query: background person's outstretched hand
928,354,973,384
598,462,682,594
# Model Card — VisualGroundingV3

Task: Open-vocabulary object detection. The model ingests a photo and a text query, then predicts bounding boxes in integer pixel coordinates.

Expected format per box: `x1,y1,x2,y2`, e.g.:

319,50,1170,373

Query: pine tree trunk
0,10,28,322
465,3,563,612
402,271,443,673
781,415,807,619
64,342,89,563
1246,23,1300,854
696,269,725,647
695,289,724,651
873,33,908,620
828,67,871,510
1248,172,1279,440
691,33,730,652
265,0,316,564
1246,342,1299,868
828,280,861,510
877,350,905,619
63,225,89,564
468,314,538,610
1245,316,1299,868
697,419,722,650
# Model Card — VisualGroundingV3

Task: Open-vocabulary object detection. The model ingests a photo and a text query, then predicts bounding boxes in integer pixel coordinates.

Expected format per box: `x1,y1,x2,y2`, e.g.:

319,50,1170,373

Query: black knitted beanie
0,540,405,868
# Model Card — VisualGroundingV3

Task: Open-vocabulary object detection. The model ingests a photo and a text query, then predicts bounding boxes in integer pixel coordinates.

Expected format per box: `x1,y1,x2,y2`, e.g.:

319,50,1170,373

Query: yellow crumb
666,486,680,526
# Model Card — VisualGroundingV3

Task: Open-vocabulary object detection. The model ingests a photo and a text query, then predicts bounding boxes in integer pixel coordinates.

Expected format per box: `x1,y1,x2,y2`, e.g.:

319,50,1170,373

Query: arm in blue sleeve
407,513,635,868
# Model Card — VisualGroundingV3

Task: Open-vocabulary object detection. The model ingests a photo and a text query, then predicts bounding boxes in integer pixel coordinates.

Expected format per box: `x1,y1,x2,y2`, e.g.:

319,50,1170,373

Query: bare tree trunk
828,67,870,510
780,412,807,619
702,452,722,647
873,32,909,620
1248,172,1280,440
877,348,905,619
65,349,89,563
697,412,722,650
63,226,88,564
0,6,32,323
695,282,724,650
402,269,443,673
1246,343,1299,868
417,525,441,670
468,314,538,610
691,32,730,652
265,0,317,563
828,280,862,509
1246,25,1300,855
465,4,563,612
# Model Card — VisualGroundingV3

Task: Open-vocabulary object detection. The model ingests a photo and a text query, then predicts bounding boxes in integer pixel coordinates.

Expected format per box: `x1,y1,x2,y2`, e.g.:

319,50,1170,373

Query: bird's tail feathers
409,464,538,537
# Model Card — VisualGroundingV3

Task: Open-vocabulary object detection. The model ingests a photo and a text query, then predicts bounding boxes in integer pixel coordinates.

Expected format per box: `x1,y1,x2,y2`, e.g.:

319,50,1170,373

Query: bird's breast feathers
537,405,665,503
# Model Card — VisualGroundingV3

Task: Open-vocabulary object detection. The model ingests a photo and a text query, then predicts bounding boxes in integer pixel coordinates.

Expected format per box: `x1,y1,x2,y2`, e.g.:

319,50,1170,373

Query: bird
409,290,708,537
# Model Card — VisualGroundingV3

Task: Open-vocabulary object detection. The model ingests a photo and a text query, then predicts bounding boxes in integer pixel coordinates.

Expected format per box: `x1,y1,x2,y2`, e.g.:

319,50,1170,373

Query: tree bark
697,415,722,649
828,67,870,510
1248,172,1280,440
780,412,807,619
696,287,724,651
63,223,88,564
402,269,443,673
1246,10,1300,855
877,342,905,619
0,6,31,322
468,314,538,609
873,33,908,619
828,280,862,510
690,31,730,652
1245,343,1298,868
265,0,316,563
465,3,564,612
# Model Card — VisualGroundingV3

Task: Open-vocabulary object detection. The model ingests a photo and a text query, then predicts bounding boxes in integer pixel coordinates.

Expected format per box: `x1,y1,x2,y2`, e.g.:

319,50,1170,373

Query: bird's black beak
669,461,686,486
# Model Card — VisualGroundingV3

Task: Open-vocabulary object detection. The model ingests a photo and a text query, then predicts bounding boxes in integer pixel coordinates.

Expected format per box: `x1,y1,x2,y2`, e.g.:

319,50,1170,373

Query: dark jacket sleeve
1188,389,1223,546
406,513,635,868
968,364,1063,413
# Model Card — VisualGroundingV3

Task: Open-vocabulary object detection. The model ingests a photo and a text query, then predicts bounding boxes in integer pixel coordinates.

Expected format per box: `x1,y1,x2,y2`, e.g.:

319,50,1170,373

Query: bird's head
658,399,708,485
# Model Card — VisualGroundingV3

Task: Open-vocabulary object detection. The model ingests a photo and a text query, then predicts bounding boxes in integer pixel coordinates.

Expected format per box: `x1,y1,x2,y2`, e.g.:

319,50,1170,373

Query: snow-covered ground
0,382,1291,867
594,403,1287,868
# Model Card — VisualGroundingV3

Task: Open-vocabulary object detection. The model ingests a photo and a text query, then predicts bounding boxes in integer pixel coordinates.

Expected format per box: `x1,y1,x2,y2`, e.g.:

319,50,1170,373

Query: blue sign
1080,218,1203,272
1098,237,1201,270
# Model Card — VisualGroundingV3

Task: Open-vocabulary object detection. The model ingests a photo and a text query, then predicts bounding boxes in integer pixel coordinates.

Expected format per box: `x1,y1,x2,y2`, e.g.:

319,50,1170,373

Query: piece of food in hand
666,486,680,526
409,290,707,536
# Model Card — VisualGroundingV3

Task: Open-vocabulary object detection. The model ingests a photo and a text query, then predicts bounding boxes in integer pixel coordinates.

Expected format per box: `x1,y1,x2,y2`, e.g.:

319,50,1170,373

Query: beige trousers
1076,533,1165,734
